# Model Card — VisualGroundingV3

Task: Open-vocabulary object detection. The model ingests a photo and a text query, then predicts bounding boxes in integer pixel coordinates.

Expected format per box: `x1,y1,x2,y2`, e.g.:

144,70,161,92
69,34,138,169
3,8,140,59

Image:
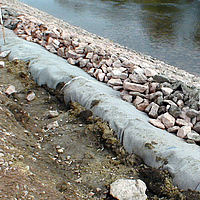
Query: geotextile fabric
1,28,200,191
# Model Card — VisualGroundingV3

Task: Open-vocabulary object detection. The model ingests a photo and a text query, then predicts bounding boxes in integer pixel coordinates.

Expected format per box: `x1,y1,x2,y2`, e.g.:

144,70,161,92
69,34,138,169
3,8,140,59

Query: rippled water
19,0,200,76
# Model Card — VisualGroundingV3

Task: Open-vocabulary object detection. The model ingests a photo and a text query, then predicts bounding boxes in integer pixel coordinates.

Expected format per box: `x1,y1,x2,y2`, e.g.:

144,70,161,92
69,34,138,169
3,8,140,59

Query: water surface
19,0,200,75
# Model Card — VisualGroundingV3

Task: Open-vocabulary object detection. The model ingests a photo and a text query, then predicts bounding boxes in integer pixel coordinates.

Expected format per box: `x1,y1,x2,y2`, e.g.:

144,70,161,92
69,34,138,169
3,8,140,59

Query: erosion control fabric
1,28,200,192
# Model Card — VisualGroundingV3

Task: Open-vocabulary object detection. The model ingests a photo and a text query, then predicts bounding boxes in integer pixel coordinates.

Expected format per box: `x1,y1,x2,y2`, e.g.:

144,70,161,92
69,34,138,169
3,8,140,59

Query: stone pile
2,9,200,143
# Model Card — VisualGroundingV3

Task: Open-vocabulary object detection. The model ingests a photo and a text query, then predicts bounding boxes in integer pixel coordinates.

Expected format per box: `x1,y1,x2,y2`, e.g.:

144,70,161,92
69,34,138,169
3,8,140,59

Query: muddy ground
0,58,200,200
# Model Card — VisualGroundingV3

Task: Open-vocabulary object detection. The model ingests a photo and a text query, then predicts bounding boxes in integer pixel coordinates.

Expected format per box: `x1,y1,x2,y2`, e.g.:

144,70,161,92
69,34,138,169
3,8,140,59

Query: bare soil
0,54,200,199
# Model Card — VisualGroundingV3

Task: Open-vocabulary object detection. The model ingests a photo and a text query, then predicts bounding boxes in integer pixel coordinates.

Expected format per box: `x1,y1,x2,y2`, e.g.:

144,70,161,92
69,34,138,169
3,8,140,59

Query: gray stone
85,45,94,53
129,91,148,99
192,117,197,125
129,72,147,84
158,106,166,116
106,59,113,67
67,58,76,65
111,68,128,79
112,86,123,90
154,96,164,106
161,87,173,96
46,121,59,130
167,126,180,133
149,91,163,101
163,100,177,107
26,91,36,101
93,69,102,78
66,50,80,59
179,111,191,123
134,67,145,75
173,91,184,100
197,114,200,122
148,102,159,118
47,110,59,118
110,179,147,200
186,109,199,118
177,100,184,108
193,122,200,133
168,105,181,118
75,46,85,54
144,68,157,77
88,68,95,75
153,75,170,83
101,64,108,73
97,72,105,82
123,60,137,69
86,52,93,59
5,85,17,95
79,59,89,68
187,131,200,142
57,47,66,57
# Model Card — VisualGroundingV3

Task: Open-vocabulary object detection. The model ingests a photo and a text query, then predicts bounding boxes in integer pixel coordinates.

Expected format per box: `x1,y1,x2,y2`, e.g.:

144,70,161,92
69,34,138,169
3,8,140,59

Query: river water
19,0,200,76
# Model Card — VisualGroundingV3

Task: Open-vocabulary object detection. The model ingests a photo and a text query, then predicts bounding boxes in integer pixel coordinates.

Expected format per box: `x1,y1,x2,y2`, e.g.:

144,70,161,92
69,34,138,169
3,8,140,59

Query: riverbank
1,50,199,199
2,0,200,88
1,0,200,198
3,0,200,144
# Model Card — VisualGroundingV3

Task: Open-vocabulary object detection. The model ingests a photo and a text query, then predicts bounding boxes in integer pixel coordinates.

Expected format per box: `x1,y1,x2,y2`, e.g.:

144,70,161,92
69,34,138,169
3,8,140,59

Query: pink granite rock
161,113,175,128
149,119,165,129
121,93,133,103
97,72,105,82
123,82,148,93
133,96,144,106
176,118,193,128
79,59,89,68
149,82,159,93
177,100,184,108
112,60,122,68
145,68,157,77
177,126,191,138
86,52,94,59
106,59,113,67
136,99,149,112
111,68,128,79
67,58,76,65
108,78,123,86
100,64,107,73
57,47,65,57
161,87,173,96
